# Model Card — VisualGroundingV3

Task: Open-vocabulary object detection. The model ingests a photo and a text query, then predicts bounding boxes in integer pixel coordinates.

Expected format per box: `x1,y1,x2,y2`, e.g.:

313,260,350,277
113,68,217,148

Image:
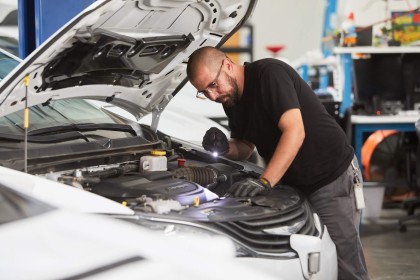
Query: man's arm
224,138,255,161
260,108,305,187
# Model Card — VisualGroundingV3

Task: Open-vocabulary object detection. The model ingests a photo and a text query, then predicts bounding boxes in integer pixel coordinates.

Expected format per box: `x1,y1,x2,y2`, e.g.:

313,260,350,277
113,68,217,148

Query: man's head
187,46,241,107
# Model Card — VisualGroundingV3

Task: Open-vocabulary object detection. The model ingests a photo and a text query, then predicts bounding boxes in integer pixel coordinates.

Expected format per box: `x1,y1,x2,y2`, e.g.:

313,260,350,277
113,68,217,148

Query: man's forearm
261,129,304,187
225,139,254,161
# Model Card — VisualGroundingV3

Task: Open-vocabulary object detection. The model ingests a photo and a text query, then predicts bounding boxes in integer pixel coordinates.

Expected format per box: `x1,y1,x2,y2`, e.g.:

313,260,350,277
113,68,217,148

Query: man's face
219,74,239,108
193,59,239,107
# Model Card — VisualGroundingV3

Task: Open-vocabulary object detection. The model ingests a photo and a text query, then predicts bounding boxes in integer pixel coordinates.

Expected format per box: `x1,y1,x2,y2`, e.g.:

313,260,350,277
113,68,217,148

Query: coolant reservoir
140,150,167,172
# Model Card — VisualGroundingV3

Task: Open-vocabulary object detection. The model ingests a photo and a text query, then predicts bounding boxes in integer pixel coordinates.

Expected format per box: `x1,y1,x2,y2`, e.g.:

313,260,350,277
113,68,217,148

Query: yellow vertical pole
23,75,30,173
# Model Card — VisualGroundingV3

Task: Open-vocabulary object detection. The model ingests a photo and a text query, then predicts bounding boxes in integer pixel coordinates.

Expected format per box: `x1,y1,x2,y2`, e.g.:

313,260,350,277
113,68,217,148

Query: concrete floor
360,206,420,280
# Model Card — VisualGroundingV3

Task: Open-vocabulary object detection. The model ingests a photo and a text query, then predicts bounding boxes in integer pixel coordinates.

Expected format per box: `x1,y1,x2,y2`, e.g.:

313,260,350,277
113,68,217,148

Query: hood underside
0,0,256,119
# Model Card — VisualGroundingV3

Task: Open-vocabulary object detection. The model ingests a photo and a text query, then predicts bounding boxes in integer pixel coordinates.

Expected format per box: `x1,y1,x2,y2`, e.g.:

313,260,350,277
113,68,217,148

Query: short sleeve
259,64,300,124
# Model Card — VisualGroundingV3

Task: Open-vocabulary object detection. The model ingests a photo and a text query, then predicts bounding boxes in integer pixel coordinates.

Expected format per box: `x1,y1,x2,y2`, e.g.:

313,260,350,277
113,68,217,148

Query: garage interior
1,0,420,279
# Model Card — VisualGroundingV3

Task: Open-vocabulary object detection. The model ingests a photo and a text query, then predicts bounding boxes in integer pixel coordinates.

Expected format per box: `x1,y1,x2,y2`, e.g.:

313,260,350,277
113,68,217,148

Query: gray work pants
308,156,370,280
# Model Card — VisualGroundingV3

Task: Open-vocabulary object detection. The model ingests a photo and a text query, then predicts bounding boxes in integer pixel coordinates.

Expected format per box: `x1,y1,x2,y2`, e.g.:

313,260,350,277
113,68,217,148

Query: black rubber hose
172,166,218,187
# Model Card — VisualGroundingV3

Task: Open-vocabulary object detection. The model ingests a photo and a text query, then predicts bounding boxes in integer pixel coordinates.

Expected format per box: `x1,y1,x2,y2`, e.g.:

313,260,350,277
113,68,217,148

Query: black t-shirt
224,58,354,195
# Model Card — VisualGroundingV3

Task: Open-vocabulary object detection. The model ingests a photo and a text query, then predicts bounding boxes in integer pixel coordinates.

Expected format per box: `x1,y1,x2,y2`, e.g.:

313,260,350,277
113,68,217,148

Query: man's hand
202,127,229,155
228,177,272,197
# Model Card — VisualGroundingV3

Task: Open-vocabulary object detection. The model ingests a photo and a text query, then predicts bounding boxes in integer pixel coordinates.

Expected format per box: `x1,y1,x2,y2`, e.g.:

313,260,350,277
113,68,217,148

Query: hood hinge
150,95,172,132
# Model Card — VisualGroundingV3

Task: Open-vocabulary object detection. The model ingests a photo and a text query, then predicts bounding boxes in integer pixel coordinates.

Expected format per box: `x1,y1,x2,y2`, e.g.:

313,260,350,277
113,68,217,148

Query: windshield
0,99,131,136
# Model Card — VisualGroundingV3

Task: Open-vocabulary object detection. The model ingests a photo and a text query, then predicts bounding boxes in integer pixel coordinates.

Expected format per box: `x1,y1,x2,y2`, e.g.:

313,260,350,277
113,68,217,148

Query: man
186,46,369,280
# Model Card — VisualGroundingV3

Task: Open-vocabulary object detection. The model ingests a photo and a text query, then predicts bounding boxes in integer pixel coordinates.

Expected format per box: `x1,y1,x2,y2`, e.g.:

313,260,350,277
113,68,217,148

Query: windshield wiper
28,123,137,136
0,131,89,143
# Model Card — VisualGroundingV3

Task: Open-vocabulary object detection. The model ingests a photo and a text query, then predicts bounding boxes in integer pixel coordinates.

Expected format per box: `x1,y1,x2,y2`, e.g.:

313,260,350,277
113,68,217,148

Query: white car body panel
239,225,337,280
0,208,277,280
0,166,135,216
0,0,256,120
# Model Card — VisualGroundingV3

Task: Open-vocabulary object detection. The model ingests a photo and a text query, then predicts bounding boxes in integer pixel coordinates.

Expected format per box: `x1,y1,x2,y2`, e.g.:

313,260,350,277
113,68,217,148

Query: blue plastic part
299,64,309,84
319,66,329,90
18,0,36,58
34,0,95,46
339,53,352,117
18,0,95,58
321,0,337,57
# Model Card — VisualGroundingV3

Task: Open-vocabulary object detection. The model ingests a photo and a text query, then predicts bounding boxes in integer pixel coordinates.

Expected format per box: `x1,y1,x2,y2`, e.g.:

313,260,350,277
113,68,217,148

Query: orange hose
361,130,399,180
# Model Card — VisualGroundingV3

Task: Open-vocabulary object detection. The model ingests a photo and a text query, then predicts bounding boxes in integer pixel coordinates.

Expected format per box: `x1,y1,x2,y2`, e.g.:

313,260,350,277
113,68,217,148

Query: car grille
212,202,317,257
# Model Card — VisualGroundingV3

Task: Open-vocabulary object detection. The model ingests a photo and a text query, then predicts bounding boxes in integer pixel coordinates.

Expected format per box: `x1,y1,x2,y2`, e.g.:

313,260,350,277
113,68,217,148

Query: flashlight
212,151,219,157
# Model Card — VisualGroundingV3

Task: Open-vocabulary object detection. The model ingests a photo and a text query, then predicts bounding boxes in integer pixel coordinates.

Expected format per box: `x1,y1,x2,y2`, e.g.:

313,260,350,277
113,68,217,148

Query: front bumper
237,220,337,280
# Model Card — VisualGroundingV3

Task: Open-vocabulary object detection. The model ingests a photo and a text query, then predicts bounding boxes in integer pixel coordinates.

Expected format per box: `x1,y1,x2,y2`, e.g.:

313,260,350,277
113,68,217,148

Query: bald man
187,46,369,280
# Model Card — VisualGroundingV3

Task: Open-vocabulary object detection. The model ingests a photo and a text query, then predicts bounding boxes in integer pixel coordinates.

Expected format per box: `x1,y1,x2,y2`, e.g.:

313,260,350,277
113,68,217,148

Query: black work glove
202,127,229,155
228,177,272,197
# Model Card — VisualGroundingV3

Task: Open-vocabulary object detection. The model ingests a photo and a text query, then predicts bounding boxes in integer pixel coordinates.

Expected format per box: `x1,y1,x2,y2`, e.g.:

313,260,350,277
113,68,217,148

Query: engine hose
87,164,139,179
173,166,218,187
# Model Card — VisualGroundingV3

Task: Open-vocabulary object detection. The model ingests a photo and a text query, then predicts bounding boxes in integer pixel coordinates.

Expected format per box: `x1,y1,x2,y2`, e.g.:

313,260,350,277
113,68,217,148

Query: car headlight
133,217,219,238
262,219,306,236
129,216,268,257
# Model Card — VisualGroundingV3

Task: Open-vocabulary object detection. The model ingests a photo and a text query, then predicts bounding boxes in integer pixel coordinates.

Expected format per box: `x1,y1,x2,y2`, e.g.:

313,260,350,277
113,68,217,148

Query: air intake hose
173,166,222,188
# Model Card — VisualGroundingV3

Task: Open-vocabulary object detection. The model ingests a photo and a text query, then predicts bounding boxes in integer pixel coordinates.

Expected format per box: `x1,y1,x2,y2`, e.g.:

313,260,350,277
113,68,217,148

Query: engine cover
90,171,212,205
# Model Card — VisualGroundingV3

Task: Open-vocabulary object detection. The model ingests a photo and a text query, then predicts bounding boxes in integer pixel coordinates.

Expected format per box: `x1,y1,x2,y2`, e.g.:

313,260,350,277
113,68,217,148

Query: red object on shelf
265,45,285,56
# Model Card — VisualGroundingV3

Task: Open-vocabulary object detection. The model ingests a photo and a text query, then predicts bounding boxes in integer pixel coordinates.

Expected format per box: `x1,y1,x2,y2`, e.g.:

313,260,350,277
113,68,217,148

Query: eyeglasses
196,58,225,99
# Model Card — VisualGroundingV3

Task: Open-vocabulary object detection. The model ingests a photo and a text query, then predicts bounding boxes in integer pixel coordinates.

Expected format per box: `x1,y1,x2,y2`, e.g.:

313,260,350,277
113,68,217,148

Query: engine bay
39,141,304,221
35,137,317,256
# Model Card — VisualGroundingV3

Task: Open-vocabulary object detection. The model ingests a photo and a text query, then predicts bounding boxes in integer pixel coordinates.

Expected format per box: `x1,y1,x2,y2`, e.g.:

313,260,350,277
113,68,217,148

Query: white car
0,167,277,280
0,1,337,279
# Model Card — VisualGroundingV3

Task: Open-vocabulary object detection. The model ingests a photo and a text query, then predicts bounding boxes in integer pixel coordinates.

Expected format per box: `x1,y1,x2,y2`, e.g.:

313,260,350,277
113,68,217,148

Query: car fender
0,166,135,216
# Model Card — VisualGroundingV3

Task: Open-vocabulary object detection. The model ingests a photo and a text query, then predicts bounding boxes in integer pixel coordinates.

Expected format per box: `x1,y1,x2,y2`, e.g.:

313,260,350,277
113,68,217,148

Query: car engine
38,140,318,258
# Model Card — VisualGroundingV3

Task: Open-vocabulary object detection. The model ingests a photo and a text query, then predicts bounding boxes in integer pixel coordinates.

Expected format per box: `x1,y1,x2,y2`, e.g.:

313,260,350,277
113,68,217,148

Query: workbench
333,46,420,117
352,112,419,220
352,111,420,168
333,46,420,170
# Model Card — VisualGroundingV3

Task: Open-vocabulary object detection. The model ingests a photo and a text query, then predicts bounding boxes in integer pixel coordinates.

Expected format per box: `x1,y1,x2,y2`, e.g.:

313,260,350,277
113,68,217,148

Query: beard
217,74,239,108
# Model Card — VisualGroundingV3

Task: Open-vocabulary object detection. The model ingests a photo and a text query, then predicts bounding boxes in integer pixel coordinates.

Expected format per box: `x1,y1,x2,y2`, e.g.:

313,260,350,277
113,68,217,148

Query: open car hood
0,0,256,120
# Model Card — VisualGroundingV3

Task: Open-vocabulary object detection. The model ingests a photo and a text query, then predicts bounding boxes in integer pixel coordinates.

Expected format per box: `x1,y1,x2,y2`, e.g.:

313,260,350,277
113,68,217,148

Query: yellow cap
23,75,30,86
150,150,166,156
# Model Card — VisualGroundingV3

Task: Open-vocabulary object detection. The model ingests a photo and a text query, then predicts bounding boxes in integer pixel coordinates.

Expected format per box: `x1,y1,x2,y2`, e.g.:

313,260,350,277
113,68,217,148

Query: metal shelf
334,46,420,54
